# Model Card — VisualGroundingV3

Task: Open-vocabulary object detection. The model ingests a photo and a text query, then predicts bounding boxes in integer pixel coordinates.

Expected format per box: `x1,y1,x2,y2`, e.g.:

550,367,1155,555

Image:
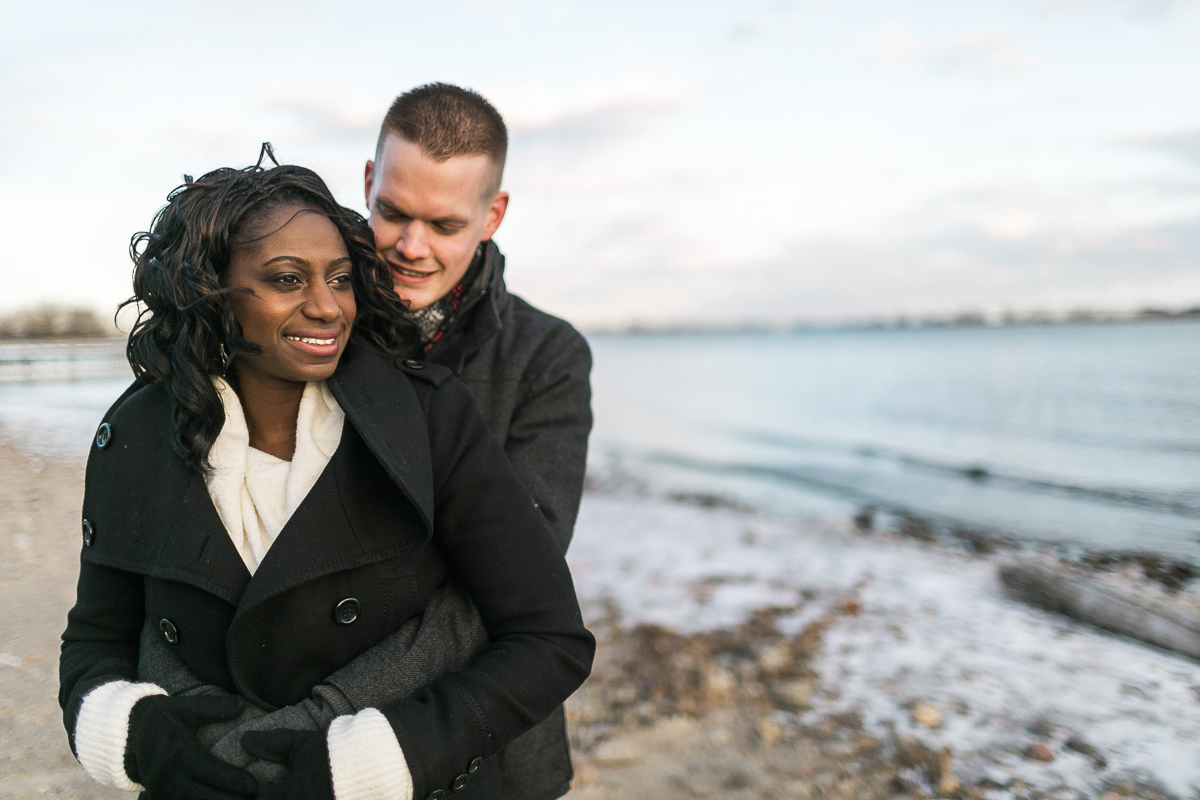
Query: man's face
365,135,508,310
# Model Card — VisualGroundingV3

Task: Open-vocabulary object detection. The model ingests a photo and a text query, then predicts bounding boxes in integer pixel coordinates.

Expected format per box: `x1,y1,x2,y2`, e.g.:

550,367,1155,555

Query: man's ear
363,160,375,209
480,191,509,241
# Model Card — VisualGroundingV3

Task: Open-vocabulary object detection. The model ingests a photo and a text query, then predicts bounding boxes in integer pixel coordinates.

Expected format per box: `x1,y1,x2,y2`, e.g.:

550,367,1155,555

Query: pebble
758,644,792,675
1024,741,1055,762
573,764,601,785
704,667,737,703
756,716,783,743
593,738,643,766
774,677,816,710
910,702,943,728
1064,735,1107,768
936,774,960,796
854,735,881,753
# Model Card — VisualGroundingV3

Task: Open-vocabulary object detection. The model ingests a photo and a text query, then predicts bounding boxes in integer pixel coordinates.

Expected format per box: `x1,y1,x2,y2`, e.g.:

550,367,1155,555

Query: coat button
95,423,112,449
426,791,446,800
468,757,482,773
81,519,95,547
403,359,424,370
452,774,469,791
334,598,360,625
159,618,178,645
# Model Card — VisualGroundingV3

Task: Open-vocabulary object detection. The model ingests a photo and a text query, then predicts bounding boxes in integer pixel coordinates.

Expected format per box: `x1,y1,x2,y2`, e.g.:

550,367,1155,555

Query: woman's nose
303,282,342,320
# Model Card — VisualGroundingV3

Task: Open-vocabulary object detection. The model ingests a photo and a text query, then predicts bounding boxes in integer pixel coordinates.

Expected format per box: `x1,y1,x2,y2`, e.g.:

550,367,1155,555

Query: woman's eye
331,273,352,288
273,273,302,286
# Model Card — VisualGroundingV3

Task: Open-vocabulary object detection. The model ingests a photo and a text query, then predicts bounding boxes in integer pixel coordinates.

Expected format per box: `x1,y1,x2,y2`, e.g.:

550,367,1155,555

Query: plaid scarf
403,248,484,350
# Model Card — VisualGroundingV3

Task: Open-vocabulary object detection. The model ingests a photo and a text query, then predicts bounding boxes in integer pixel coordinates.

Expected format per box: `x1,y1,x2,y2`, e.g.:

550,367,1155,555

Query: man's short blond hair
377,83,507,196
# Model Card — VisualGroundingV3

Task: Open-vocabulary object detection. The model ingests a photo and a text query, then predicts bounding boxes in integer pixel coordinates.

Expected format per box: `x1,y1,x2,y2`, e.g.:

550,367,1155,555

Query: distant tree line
0,305,113,340
588,305,1200,335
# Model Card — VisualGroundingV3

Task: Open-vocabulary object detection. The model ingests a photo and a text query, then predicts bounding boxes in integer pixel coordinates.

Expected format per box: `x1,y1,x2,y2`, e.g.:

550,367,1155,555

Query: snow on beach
569,491,1200,798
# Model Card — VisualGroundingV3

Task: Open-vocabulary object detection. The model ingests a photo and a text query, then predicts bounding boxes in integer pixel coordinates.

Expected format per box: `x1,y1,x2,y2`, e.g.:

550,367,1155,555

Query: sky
3,0,1200,329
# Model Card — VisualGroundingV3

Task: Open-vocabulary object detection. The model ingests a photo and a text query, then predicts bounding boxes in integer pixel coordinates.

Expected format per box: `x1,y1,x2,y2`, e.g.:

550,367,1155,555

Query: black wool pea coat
59,343,595,800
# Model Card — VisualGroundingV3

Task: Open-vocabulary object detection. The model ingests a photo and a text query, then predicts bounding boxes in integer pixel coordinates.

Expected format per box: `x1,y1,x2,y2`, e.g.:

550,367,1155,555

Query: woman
59,151,594,800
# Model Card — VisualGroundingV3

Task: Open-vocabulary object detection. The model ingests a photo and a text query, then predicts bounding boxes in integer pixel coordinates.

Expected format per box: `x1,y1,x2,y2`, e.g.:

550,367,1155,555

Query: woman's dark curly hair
120,144,414,473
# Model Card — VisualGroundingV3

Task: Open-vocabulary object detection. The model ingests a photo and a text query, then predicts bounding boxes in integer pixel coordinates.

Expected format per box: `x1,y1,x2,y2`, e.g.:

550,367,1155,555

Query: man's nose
303,281,342,321
395,222,431,261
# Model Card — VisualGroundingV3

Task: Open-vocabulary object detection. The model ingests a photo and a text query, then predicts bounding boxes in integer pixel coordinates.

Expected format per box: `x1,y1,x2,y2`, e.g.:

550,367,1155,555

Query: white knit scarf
206,378,345,574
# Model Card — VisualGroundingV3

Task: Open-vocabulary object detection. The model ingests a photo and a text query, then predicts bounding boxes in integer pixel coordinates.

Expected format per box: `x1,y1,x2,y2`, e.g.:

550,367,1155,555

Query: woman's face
225,204,356,386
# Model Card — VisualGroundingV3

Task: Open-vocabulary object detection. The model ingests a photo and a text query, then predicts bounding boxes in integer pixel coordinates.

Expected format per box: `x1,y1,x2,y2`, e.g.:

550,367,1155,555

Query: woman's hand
241,729,334,800
127,694,259,799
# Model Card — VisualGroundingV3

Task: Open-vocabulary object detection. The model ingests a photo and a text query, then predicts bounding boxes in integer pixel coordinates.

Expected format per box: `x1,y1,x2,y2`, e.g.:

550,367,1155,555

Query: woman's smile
284,330,341,357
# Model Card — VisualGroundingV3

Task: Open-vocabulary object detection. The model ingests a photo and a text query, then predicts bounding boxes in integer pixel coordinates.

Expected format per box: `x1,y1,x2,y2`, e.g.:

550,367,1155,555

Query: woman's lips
284,332,340,357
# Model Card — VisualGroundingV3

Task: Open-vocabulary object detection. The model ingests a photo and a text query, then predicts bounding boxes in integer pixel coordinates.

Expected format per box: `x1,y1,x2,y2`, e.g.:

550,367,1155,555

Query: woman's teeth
287,335,336,345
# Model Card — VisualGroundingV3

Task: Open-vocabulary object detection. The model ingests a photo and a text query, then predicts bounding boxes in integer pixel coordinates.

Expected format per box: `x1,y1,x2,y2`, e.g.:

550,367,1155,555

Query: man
364,84,592,800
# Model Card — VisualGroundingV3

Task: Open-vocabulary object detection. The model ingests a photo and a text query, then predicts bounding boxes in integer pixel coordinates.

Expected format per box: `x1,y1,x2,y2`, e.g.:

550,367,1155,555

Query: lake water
587,321,1200,562
2,322,1196,560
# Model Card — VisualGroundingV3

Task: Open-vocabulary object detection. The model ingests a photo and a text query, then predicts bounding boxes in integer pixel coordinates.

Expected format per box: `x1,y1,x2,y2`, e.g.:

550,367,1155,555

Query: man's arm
504,325,593,552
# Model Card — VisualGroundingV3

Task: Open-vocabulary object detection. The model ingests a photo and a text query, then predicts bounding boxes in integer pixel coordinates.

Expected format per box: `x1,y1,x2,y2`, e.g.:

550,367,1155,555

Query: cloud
261,92,387,141
1134,129,1200,167
1042,0,1200,13
712,218,1200,324
497,76,695,149
515,211,1200,329
256,77,695,152
873,28,1042,74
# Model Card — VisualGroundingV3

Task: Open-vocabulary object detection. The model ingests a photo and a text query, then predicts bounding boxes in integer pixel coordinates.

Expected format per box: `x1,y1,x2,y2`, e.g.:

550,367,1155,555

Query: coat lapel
326,343,435,534
150,473,251,606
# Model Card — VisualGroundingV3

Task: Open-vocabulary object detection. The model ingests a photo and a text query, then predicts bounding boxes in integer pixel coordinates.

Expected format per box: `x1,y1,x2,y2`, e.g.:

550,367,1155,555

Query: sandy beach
0,443,123,799
2,440,1199,800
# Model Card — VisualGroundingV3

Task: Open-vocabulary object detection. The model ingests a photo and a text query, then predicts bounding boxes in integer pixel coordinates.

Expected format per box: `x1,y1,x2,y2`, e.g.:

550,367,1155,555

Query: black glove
241,729,334,800
126,694,259,800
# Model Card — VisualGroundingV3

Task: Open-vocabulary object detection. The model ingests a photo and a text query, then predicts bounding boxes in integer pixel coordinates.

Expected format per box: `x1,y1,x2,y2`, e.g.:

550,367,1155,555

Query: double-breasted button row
159,618,178,645
334,597,359,625
425,757,484,799
81,519,95,547
95,423,112,449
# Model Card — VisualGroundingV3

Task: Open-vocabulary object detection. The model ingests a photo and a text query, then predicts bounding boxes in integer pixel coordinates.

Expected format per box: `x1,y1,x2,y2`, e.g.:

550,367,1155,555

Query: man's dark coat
59,344,595,800
423,240,592,554
418,241,593,800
